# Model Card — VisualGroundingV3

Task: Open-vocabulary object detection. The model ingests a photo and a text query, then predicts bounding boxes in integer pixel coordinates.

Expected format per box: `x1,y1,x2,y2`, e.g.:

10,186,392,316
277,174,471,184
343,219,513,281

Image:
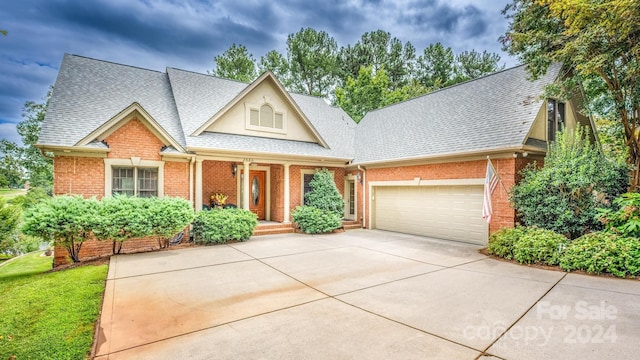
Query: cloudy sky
1,0,516,144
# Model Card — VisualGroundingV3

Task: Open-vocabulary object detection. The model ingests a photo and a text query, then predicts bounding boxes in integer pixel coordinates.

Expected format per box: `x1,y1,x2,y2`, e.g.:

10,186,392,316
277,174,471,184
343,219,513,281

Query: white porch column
195,158,203,211
242,159,251,210
283,163,291,223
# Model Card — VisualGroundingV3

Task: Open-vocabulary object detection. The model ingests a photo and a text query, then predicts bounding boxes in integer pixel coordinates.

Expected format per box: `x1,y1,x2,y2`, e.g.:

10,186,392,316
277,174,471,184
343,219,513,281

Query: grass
0,188,27,200
0,252,107,359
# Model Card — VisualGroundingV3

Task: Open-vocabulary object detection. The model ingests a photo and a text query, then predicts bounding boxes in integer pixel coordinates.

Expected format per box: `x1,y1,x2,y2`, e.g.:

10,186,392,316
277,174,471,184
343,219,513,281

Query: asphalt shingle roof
353,64,561,164
41,54,185,147
40,54,560,165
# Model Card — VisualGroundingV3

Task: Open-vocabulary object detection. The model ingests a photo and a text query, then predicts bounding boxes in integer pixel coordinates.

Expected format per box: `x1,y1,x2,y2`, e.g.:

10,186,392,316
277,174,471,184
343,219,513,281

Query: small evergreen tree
305,169,345,217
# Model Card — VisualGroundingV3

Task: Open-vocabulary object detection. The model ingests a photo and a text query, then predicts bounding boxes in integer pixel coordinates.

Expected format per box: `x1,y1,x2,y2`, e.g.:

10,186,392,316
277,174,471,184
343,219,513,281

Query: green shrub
292,205,342,234
597,192,640,237
145,197,194,248
9,187,50,209
193,208,258,244
487,226,526,260
305,169,345,217
93,195,153,254
511,126,628,238
22,196,100,262
513,227,568,265
487,226,567,266
560,232,640,277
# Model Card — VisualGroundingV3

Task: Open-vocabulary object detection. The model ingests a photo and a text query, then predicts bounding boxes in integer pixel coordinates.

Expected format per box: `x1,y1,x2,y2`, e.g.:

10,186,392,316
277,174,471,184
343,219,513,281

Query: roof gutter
186,146,351,166
350,145,532,168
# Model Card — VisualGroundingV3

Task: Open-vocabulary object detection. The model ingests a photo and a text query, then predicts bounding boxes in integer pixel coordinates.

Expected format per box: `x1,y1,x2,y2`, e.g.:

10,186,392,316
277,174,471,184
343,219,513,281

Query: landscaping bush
512,227,568,265
597,192,640,237
145,196,194,248
487,226,526,260
487,226,567,266
305,169,345,217
22,196,100,262
292,205,342,234
9,186,50,209
511,126,628,238
559,232,640,277
93,195,153,254
192,208,258,244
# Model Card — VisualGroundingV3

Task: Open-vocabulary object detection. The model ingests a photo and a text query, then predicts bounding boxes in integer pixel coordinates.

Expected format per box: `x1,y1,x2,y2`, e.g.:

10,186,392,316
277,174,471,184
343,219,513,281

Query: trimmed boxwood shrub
192,208,258,244
292,206,342,234
513,227,568,265
560,232,640,277
487,226,568,265
487,226,526,260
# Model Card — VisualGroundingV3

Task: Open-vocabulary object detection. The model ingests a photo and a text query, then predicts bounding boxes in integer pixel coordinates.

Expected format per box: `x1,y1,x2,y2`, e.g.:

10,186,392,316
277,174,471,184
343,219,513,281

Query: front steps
252,220,362,236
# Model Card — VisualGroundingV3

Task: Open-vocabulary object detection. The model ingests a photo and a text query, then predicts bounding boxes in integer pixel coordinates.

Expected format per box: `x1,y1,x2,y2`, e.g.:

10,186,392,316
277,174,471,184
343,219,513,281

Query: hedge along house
38,55,595,264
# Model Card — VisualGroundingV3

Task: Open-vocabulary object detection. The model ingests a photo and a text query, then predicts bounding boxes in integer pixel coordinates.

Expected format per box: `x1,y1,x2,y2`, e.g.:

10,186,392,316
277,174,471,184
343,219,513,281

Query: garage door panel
374,185,487,245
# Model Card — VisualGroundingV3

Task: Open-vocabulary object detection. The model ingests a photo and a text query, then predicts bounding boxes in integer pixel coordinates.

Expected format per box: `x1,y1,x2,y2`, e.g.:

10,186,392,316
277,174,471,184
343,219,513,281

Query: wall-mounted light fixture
231,163,237,177
356,172,362,184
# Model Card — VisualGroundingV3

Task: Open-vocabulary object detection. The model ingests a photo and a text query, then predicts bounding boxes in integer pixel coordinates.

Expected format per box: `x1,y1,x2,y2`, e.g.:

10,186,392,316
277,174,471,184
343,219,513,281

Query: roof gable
77,102,185,152
190,71,329,148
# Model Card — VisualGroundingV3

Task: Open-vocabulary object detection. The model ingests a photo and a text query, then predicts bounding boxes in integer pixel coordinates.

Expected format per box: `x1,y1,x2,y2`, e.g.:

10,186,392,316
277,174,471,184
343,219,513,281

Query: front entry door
249,171,266,220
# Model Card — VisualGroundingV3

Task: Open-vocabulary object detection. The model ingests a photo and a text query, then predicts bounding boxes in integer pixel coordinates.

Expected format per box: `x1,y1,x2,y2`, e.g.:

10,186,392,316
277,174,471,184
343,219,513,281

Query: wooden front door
249,171,266,220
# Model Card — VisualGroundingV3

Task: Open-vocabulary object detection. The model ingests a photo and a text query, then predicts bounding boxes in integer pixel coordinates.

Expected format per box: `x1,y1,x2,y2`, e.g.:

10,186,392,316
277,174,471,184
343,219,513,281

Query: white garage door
373,185,488,245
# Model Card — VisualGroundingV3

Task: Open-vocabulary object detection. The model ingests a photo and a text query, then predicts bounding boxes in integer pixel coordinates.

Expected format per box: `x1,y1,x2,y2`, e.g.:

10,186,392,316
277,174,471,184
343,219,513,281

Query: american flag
482,159,499,223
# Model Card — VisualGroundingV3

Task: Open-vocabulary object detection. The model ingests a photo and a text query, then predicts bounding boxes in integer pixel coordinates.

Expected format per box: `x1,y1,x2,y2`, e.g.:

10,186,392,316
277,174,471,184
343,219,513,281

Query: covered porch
191,154,358,227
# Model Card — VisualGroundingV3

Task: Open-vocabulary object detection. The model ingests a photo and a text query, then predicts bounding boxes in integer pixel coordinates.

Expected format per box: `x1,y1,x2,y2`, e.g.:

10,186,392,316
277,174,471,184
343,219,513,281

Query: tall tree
286,27,339,97
501,0,640,188
211,44,257,82
335,65,430,122
337,30,416,89
455,50,504,81
0,89,52,190
416,42,456,88
258,50,292,87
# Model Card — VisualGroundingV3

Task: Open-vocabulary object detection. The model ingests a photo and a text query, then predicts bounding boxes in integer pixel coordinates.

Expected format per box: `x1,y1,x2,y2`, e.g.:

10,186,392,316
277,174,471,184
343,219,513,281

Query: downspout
358,165,366,229
189,156,195,208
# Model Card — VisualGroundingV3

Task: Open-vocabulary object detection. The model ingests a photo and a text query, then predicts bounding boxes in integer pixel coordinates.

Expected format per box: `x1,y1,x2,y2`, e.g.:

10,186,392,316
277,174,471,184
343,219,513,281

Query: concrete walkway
95,230,640,359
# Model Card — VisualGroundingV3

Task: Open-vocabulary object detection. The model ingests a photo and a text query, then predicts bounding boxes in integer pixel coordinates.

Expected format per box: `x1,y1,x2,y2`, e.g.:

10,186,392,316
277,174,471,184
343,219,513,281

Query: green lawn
0,252,107,359
0,188,27,201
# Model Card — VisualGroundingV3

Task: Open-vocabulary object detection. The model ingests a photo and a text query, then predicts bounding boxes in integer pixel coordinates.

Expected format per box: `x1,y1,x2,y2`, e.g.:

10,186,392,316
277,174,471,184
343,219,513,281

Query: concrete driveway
94,230,640,359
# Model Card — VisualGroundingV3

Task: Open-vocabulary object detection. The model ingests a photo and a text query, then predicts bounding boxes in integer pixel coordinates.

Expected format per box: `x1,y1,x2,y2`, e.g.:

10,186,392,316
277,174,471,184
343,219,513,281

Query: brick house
38,54,595,263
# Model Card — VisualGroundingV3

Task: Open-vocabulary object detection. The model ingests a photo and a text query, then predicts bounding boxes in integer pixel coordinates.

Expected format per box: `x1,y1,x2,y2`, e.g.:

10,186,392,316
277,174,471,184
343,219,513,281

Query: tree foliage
0,197,21,255
93,195,152,255
146,196,194,248
0,89,53,190
211,28,504,123
501,0,640,188
211,43,257,82
22,196,100,263
305,169,345,217
511,127,628,238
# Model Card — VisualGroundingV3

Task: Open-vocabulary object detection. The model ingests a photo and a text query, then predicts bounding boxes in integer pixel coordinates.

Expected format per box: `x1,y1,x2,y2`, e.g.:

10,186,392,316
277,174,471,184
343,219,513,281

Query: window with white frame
105,159,164,198
111,167,158,197
246,103,286,133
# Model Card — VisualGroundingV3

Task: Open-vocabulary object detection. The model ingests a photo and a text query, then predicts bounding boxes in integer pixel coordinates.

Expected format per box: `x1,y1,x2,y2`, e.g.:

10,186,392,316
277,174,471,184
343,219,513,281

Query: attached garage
372,184,488,245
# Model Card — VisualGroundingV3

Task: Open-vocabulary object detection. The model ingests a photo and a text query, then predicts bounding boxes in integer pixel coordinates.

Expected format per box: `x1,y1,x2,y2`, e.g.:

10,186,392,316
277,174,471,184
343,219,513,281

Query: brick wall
104,118,164,160
164,161,190,198
202,160,238,207
362,158,522,234
271,164,285,222
54,156,105,197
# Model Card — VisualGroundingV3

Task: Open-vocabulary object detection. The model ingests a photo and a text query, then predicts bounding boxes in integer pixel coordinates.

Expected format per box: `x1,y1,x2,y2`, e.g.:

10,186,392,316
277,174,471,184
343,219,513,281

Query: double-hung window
112,167,158,197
